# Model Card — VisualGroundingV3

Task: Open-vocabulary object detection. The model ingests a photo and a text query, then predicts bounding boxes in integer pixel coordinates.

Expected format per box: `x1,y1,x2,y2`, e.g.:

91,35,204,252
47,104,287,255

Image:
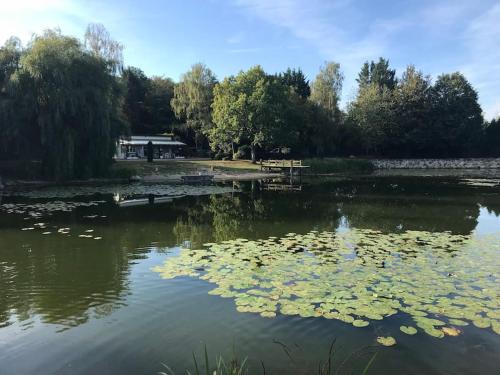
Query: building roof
119,135,186,146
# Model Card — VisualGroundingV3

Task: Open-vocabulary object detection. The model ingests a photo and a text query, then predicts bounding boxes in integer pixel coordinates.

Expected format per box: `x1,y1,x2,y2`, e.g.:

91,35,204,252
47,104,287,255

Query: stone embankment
371,158,500,169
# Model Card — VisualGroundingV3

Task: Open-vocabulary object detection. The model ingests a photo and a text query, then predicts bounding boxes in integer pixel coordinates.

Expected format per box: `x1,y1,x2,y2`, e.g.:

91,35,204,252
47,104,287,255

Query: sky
1,0,499,119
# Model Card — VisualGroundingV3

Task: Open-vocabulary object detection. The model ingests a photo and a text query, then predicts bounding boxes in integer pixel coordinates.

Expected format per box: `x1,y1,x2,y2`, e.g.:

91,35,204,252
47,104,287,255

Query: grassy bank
111,159,260,178
2,158,374,185
304,158,374,174
111,158,374,178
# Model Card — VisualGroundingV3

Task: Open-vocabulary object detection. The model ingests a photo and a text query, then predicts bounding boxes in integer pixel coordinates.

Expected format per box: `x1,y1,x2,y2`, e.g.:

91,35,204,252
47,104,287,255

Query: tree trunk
251,145,256,163
231,142,236,160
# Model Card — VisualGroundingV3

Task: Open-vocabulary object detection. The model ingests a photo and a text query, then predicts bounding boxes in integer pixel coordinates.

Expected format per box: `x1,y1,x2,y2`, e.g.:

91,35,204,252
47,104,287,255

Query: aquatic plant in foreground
153,229,500,341
159,340,378,375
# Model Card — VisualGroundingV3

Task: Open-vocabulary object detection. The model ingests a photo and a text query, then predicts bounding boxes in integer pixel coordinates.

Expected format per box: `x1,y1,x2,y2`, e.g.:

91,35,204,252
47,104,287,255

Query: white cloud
230,0,406,107
0,0,130,46
460,3,500,120
231,0,499,115
0,0,85,44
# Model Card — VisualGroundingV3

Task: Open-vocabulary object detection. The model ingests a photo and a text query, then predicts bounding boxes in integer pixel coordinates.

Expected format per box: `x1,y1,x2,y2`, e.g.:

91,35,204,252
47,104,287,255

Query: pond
0,176,499,374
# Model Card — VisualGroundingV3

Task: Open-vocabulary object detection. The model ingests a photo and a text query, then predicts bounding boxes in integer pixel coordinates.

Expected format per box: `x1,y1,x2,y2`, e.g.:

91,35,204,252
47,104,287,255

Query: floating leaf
152,229,500,339
353,320,369,327
441,327,462,336
260,311,276,318
473,318,491,328
377,336,396,346
448,319,468,326
400,326,417,335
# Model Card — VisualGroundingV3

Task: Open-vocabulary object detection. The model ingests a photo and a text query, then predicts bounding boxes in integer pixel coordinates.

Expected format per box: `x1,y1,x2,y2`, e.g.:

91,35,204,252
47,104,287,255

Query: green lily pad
152,229,500,339
400,326,417,335
353,320,369,327
473,318,491,328
377,336,396,346
260,311,276,318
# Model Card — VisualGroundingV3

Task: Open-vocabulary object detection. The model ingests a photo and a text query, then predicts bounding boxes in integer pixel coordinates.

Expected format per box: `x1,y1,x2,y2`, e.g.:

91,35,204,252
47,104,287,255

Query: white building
115,135,186,160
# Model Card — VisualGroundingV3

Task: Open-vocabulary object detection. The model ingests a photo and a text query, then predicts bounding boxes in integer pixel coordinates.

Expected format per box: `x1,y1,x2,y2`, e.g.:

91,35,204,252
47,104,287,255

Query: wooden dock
260,160,309,177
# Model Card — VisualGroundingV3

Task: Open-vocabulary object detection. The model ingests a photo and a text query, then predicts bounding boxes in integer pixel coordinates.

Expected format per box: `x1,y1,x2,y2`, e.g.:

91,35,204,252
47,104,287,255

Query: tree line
1,25,499,180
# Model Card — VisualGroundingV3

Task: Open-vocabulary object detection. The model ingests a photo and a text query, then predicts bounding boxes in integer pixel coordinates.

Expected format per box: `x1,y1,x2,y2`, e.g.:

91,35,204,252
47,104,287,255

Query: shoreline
1,171,284,190
2,157,500,190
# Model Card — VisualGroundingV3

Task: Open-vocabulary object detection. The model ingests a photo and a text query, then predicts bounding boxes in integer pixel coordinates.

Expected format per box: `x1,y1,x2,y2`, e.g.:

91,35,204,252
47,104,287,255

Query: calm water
0,176,499,374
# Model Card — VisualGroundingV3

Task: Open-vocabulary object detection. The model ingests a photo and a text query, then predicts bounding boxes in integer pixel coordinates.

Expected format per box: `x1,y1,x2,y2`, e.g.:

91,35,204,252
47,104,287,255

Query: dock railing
260,159,309,176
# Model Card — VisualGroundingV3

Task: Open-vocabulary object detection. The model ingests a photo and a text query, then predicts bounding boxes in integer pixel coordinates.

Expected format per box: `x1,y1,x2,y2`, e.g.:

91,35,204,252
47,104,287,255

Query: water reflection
171,177,500,247
0,176,499,332
0,227,156,329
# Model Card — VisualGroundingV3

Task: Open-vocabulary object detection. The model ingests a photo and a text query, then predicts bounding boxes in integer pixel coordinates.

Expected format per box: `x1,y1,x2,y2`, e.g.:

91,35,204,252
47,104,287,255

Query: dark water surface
1,176,499,374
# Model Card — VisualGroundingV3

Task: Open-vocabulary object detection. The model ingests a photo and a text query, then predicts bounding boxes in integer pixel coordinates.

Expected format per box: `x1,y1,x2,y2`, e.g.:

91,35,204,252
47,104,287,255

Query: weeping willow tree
2,29,126,180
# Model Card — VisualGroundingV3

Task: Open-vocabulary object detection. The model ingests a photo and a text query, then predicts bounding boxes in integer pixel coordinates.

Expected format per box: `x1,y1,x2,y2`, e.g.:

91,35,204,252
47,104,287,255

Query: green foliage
277,67,310,98
347,84,395,155
144,76,177,133
310,61,343,119
160,341,378,375
0,23,495,176
348,62,485,157
304,158,374,174
0,27,126,180
210,66,293,162
171,63,217,150
483,118,500,156
430,72,484,156
10,29,126,180
357,58,397,90
121,68,178,135
160,345,249,375
122,66,149,134
391,65,433,156
154,229,500,340
84,23,123,74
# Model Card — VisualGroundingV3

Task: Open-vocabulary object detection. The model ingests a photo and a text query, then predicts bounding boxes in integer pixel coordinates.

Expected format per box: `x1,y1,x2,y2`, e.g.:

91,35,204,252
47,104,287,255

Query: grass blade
361,352,378,375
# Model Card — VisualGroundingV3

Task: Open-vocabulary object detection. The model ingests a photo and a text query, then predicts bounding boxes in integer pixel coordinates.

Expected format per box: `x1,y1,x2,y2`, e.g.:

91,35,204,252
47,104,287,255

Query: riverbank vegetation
160,341,378,375
1,24,499,181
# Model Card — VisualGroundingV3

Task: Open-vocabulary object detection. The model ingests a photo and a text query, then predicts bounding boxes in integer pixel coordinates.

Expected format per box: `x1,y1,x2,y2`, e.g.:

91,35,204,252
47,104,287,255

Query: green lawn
110,159,260,177
111,158,374,178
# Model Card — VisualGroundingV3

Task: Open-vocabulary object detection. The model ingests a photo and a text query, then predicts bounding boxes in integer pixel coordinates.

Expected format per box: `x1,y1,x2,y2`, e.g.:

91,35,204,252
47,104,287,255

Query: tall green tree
210,66,291,162
8,29,125,179
277,68,310,98
392,65,433,156
171,63,217,150
84,23,123,74
357,58,397,90
0,37,29,158
144,76,177,134
431,72,483,156
310,61,343,119
306,62,344,156
347,84,395,155
122,66,149,135
483,118,500,156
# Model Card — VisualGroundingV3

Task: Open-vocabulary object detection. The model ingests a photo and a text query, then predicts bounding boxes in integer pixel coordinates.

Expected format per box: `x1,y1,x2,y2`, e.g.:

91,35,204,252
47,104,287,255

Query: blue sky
1,0,499,119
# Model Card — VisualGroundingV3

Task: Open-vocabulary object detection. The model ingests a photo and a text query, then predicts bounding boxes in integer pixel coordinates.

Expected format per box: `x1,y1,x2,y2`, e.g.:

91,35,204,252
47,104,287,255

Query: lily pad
441,327,462,336
400,326,417,335
377,336,396,346
353,320,369,327
152,229,500,339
